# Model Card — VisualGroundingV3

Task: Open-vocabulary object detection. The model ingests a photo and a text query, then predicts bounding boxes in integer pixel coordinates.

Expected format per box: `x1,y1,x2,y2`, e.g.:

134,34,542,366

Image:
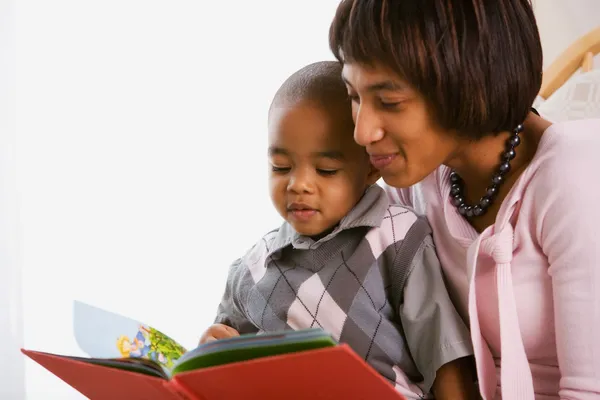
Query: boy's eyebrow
342,75,404,93
315,150,345,161
268,147,345,161
268,146,288,156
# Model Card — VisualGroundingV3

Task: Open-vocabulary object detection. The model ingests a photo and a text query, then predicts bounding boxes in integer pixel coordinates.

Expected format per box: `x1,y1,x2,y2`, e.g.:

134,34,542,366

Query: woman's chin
381,171,418,189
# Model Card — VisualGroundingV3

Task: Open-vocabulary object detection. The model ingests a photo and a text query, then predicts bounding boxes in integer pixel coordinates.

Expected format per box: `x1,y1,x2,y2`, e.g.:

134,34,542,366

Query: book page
73,300,187,372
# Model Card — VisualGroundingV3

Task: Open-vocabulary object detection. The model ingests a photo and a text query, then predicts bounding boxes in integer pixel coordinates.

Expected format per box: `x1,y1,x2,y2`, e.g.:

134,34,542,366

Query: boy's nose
287,172,314,194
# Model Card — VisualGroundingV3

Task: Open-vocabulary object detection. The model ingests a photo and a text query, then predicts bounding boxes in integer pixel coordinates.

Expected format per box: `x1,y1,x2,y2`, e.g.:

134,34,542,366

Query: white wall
532,0,600,69
0,0,25,398
15,1,341,398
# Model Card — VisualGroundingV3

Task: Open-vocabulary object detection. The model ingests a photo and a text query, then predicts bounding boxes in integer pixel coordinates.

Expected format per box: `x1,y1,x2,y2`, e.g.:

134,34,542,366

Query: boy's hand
432,356,479,400
199,324,240,344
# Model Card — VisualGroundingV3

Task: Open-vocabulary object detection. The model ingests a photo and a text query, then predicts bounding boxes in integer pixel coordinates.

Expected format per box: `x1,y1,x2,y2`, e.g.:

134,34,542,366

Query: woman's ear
366,164,381,186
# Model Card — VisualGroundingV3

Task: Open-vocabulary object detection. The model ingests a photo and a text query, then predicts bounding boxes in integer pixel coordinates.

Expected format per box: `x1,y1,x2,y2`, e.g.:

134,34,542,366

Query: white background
1,1,599,399
1,0,24,398
14,1,342,399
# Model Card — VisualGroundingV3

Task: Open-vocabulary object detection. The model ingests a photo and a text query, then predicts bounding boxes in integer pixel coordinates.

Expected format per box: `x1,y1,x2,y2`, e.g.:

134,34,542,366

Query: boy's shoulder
375,202,429,237
364,202,431,256
228,228,281,283
240,228,280,263
381,202,421,222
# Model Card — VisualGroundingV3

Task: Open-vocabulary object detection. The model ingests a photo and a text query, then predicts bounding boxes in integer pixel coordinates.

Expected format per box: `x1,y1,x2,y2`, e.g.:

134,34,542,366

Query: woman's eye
317,169,338,176
271,166,290,173
379,99,401,110
347,93,360,104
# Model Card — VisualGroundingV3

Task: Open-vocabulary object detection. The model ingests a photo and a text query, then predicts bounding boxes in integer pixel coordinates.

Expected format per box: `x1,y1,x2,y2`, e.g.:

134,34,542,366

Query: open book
21,301,406,400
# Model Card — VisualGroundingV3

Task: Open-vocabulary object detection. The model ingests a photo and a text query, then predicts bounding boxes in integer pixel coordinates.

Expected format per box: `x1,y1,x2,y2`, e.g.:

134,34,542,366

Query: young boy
200,62,477,399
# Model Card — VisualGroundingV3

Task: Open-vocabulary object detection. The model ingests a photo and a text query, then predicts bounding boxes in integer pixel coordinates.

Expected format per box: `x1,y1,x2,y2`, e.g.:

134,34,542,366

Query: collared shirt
215,185,473,398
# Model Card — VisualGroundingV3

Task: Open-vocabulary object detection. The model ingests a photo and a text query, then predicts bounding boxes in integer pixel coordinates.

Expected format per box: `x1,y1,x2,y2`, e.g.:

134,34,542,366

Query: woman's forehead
342,63,408,92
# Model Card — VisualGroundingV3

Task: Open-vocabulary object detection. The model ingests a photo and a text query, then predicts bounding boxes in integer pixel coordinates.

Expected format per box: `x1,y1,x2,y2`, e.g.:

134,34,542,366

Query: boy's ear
366,164,381,186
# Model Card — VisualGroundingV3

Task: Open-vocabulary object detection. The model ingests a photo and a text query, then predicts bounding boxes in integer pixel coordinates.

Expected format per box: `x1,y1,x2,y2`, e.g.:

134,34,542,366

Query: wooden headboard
539,26,600,100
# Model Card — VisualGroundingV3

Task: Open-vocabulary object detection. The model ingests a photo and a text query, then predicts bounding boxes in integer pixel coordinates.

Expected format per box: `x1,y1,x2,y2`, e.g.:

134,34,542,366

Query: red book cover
23,345,406,400
21,349,182,400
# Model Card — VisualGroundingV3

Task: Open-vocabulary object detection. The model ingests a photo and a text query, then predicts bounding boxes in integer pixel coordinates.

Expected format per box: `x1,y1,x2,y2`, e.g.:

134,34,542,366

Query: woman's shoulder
539,118,600,151
530,118,600,172
520,118,600,202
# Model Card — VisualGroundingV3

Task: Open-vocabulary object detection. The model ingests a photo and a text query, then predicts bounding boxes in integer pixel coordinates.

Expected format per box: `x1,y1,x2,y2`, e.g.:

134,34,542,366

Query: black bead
465,206,474,218
450,183,462,196
448,121,523,219
499,162,511,174
452,195,464,207
503,148,516,161
509,135,521,147
486,186,498,198
479,196,491,209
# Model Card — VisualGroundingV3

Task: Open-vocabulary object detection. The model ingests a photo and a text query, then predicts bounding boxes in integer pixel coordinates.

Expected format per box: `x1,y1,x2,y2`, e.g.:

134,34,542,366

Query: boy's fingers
224,326,240,336
199,324,240,344
212,326,235,339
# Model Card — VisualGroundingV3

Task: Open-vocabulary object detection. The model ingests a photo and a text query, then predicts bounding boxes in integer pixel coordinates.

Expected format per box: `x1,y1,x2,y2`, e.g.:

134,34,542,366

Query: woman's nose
353,105,384,146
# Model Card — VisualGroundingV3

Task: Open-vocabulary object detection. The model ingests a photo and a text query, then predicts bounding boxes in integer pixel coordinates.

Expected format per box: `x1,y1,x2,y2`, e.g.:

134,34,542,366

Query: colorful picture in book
116,325,186,369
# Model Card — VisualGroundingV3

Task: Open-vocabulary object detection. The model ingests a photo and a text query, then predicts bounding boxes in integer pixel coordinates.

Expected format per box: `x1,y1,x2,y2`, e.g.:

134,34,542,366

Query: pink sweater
385,119,600,400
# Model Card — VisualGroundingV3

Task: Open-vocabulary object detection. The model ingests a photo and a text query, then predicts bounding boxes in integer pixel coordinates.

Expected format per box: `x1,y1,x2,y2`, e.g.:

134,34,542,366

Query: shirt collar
269,184,389,254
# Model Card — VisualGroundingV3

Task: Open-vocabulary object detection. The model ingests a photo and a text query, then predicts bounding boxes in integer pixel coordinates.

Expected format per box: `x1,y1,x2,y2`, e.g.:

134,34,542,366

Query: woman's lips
369,154,397,170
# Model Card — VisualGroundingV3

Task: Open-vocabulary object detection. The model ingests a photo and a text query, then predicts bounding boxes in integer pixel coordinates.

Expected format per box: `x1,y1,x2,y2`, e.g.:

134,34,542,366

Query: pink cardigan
385,119,600,399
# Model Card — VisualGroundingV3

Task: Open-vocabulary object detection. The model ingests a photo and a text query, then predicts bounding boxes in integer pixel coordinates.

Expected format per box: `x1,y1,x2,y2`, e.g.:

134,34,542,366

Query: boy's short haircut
329,0,543,139
269,61,350,113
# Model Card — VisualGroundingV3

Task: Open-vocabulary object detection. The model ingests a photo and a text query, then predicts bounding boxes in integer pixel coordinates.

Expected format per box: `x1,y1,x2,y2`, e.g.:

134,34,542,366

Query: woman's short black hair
329,0,543,139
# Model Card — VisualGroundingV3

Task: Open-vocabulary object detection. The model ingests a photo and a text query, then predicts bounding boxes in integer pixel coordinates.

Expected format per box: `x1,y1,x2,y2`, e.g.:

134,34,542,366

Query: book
70,300,189,375
21,301,406,400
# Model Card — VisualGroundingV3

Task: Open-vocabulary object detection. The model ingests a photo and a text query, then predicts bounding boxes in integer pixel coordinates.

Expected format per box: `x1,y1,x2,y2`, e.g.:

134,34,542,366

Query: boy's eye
271,166,290,173
317,169,338,176
347,93,360,104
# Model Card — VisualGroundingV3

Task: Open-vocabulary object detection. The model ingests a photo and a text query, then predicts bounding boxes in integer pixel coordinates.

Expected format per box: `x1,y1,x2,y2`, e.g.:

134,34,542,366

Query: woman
329,1,600,399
